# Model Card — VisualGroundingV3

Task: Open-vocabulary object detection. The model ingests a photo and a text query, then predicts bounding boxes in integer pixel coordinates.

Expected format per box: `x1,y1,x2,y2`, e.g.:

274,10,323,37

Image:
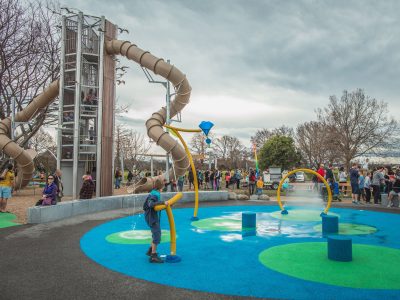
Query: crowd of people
2,159,399,213
124,167,266,196
314,163,400,207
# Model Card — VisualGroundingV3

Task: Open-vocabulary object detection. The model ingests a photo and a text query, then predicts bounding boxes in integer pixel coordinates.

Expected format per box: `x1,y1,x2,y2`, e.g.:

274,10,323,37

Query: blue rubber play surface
80,205,400,299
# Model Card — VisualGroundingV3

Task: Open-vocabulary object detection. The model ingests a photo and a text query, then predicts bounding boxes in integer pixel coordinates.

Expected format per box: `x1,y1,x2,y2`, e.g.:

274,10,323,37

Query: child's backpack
143,194,159,212
143,195,151,211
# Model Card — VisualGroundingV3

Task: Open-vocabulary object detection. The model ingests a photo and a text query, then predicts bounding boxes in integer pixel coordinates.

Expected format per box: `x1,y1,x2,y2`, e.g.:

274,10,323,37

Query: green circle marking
106,230,171,244
0,212,20,229
259,242,400,289
191,217,241,231
270,210,339,222
314,223,377,235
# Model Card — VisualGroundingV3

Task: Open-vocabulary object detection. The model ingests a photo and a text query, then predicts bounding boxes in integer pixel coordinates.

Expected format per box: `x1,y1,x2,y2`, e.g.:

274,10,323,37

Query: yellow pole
164,124,202,220
276,168,332,215
154,192,182,211
154,192,182,258
164,126,202,133
165,205,176,255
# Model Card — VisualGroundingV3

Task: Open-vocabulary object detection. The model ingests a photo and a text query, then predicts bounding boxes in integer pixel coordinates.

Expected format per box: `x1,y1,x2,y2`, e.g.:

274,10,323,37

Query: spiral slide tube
105,40,191,193
0,80,60,189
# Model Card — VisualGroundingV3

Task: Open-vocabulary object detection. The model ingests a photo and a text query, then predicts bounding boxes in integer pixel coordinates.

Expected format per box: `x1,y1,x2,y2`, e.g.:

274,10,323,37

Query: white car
295,171,305,182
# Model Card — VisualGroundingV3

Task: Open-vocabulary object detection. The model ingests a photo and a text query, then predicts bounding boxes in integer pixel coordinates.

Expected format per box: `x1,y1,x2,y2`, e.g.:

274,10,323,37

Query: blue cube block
327,235,352,262
242,212,256,229
322,215,339,234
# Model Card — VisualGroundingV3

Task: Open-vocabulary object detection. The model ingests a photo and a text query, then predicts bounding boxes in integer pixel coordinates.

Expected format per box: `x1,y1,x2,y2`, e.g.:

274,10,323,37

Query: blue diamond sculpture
199,121,214,136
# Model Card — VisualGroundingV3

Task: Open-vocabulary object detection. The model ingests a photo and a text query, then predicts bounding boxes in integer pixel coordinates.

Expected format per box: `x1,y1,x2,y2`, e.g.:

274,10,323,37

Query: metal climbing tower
57,12,117,198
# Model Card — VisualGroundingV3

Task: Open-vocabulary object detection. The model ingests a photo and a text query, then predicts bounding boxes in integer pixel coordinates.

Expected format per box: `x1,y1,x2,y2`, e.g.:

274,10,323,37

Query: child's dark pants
151,222,161,244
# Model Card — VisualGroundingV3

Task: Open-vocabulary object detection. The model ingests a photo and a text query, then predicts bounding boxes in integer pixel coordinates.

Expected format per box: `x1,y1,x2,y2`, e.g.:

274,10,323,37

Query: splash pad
80,205,400,299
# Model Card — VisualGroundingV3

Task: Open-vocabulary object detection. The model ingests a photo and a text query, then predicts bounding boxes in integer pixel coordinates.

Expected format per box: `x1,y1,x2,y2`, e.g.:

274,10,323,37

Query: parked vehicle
295,171,305,182
263,167,282,190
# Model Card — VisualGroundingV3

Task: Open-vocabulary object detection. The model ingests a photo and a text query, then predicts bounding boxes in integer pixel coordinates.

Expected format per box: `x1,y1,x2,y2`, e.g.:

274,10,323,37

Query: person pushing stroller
323,164,341,202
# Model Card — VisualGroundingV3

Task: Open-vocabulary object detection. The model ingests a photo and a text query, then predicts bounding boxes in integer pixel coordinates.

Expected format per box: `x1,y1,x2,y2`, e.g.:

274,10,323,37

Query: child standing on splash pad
143,179,170,263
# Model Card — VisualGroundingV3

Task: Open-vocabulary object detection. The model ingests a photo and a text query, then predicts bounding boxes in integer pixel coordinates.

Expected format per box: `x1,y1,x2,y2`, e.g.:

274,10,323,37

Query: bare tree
272,125,294,138
251,125,294,150
295,121,338,168
0,0,60,150
213,135,245,169
28,127,57,174
122,129,151,170
213,135,231,160
227,137,246,169
317,89,398,169
250,129,273,150
29,127,56,154
226,136,244,165
114,124,130,170
189,132,215,154
35,150,56,174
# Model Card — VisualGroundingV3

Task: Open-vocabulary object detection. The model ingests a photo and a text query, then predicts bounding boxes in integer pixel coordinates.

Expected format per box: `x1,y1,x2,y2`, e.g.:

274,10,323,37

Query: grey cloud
64,0,400,147
116,115,146,127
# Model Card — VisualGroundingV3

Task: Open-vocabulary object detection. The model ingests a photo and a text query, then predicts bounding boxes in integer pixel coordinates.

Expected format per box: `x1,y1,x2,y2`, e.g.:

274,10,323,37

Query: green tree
259,136,301,170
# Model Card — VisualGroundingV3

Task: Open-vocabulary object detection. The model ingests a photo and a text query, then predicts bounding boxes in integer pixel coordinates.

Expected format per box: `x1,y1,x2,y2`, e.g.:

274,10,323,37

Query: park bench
339,182,352,196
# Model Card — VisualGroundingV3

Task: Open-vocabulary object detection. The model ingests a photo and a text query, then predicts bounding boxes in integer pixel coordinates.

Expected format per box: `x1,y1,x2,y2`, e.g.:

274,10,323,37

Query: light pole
120,146,124,185
7,88,31,152
206,147,212,170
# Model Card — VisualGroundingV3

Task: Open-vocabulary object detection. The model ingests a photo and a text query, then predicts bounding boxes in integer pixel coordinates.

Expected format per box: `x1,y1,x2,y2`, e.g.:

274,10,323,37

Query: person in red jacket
317,163,326,192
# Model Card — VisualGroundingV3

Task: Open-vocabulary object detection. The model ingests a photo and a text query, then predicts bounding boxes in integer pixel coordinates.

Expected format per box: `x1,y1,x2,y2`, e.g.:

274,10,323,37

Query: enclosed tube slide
0,80,60,189
105,40,191,193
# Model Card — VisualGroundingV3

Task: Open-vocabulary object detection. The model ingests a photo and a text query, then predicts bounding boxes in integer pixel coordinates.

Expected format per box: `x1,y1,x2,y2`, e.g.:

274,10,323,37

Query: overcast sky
65,0,400,149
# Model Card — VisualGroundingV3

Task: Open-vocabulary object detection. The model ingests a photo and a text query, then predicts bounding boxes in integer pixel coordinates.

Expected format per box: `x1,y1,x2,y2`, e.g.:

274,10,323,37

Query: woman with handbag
40,175,58,206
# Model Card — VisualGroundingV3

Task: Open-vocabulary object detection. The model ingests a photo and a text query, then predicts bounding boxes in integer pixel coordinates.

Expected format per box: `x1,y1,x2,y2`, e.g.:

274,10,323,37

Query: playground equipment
0,81,59,190
164,125,202,220
242,212,256,229
322,214,353,262
154,192,183,262
242,212,257,237
327,235,352,262
276,168,332,215
1,12,194,197
105,39,192,194
322,214,339,235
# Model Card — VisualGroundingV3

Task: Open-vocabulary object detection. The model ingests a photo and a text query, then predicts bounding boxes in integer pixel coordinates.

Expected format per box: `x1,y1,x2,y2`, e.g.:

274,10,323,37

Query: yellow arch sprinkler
154,192,183,263
164,121,213,221
277,168,332,216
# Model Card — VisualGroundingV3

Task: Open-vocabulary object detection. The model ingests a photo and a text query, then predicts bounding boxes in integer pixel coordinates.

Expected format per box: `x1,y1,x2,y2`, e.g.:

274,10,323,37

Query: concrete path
0,201,260,300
